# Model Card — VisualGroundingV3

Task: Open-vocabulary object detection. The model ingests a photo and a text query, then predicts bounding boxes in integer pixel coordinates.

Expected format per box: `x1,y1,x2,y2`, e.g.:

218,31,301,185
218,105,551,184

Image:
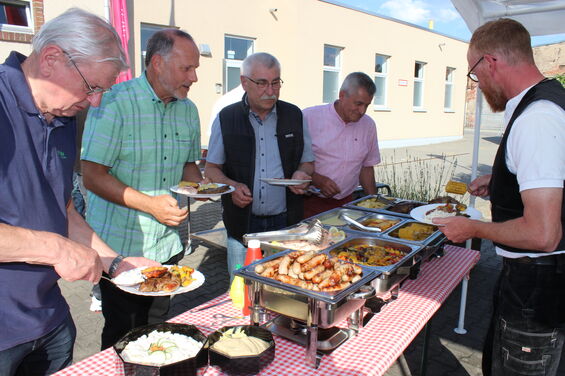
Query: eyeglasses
466,55,494,83
63,51,110,96
244,76,283,89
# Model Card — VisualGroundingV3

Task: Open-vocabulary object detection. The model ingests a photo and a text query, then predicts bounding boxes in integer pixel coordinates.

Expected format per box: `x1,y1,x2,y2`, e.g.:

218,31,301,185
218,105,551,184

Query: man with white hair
205,52,314,280
0,8,157,375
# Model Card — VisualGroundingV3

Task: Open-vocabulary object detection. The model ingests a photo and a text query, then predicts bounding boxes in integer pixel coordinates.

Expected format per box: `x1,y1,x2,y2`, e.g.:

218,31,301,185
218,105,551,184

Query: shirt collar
330,100,352,126
504,84,535,126
140,71,183,105
2,51,72,126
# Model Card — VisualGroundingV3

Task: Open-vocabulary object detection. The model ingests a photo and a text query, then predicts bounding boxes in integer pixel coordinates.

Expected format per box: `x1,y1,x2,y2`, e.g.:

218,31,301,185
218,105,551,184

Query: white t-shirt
496,84,565,258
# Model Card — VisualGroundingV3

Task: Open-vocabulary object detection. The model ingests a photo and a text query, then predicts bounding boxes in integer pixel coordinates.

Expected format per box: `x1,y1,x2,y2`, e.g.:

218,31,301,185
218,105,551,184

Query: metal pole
454,87,482,335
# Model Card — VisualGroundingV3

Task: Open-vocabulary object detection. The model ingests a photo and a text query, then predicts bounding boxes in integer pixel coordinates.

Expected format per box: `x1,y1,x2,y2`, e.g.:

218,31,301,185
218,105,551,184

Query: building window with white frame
224,35,254,93
140,24,171,70
413,61,426,109
444,67,455,111
0,0,32,32
323,45,342,103
374,54,389,107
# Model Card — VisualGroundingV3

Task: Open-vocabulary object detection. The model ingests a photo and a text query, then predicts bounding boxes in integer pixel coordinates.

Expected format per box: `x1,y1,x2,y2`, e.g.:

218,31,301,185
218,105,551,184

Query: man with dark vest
205,52,314,280
436,19,565,376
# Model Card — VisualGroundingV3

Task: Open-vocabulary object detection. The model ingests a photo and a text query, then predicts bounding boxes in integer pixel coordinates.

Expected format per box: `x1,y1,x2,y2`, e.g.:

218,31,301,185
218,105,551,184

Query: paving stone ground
58,129,522,374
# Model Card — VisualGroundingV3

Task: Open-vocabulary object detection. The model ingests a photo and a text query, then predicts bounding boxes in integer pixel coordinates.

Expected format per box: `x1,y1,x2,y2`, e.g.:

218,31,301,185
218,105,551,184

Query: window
374,54,389,107
0,0,33,33
413,61,426,109
323,45,342,103
224,35,254,93
444,67,455,110
140,24,171,70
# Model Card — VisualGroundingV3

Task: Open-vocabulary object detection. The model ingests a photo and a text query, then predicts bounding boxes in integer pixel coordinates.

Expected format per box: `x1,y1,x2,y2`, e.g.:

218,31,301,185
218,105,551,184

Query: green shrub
554,73,565,88
375,152,461,203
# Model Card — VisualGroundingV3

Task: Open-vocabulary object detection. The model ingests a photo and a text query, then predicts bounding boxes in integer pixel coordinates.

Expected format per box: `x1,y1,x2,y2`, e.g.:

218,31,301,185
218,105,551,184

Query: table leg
454,274,470,335
420,318,432,376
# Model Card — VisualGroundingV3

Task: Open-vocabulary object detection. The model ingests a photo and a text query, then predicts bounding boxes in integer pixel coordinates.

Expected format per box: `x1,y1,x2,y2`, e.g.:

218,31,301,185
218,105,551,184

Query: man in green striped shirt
81,29,204,349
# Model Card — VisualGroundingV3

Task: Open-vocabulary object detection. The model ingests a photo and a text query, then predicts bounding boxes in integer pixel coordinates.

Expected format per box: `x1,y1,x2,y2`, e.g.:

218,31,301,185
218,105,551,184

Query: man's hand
232,182,253,208
148,194,188,226
468,175,491,197
52,240,104,283
289,170,312,195
433,216,476,243
312,173,341,198
113,257,161,277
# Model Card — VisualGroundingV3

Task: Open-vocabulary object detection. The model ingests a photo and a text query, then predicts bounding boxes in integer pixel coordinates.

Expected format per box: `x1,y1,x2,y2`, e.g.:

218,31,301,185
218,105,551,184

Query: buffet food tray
344,194,426,219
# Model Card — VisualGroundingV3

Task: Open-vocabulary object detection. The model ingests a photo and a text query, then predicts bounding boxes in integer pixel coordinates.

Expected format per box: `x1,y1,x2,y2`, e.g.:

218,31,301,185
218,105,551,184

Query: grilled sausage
303,264,326,280
301,254,326,272
296,252,315,264
254,258,282,274
312,269,333,284
278,255,291,275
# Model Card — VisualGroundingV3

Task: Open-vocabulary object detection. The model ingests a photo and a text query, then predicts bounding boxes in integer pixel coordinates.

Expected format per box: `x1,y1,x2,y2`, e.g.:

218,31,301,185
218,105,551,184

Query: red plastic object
242,239,262,315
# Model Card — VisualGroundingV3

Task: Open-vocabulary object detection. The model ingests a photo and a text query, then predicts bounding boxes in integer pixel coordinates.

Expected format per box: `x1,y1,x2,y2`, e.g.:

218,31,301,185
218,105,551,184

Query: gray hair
144,29,194,67
241,52,280,76
32,8,128,71
340,72,376,97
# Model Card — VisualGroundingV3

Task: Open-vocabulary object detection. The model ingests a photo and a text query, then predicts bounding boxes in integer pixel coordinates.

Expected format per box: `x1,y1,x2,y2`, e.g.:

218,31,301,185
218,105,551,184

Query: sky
336,0,565,46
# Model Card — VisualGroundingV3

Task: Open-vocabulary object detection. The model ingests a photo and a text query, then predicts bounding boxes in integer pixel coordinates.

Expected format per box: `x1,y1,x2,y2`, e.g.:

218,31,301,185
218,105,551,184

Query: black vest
219,95,305,241
489,79,565,254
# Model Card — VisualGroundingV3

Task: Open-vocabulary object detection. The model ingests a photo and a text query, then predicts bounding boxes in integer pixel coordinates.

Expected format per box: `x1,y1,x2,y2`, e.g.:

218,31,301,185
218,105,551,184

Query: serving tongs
243,219,325,245
339,213,382,232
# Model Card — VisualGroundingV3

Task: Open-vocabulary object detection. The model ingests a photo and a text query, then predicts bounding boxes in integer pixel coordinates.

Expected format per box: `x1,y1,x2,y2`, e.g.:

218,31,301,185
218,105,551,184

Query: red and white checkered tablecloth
54,245,479,376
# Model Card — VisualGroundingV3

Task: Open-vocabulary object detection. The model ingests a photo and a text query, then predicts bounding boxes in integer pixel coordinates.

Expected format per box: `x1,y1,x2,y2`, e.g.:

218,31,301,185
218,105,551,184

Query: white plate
116,268,205,297
260,178,312,186
170,184,235,198
410,203,482,225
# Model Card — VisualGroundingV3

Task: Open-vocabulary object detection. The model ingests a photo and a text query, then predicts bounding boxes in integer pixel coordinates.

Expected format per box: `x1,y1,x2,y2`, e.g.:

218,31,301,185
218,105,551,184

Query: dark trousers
0,314,75,376
483,257,565,376
99,251,184,349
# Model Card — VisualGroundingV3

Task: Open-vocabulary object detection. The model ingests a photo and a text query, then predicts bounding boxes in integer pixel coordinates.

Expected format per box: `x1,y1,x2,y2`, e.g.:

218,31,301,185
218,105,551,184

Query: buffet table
54,245,480,376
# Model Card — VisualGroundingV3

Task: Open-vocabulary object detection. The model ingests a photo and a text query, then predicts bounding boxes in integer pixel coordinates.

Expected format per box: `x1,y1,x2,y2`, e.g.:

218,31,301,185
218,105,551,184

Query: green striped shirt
81,73,201,262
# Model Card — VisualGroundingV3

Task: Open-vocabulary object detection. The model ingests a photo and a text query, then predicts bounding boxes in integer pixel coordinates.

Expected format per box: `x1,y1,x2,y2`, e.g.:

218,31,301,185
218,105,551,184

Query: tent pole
455,87,482,335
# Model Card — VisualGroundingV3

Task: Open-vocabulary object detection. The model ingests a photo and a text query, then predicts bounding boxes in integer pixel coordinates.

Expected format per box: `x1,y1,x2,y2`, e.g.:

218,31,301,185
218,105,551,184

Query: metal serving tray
382,220,444,247
303,207,368,227
342,212,407,236
343,195,397,213
345,195,427,219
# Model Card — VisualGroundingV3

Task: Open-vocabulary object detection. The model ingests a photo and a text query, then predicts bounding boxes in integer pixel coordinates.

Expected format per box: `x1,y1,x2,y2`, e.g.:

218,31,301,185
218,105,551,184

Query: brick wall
0,0,44,43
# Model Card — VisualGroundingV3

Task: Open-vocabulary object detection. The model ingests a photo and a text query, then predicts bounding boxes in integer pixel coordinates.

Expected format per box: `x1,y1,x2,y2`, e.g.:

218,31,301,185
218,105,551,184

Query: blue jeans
0,314,76,376
227,212,287,281
483,258,565,376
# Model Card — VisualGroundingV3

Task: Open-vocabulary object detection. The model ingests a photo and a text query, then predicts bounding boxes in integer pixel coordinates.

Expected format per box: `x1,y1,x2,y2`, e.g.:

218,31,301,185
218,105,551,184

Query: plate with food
115,265,205,296
260,178,312,186
170,181,234,198
410,203,482,225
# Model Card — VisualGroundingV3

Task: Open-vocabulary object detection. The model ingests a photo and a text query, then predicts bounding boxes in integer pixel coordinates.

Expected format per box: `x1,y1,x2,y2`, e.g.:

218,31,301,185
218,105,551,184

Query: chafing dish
327,237,422,299
303,207,367,227
345,195,426,219
343,194,396,212
341,212,407,235
381,220,446,261
235,250,378,368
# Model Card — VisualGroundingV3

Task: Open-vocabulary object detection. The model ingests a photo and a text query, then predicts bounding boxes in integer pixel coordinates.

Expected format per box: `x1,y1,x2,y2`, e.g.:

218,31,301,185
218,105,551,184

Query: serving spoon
339,213,382,232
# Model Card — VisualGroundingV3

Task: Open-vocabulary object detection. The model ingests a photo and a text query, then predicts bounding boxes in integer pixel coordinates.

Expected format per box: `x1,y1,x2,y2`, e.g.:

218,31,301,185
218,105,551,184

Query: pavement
58,128,506,375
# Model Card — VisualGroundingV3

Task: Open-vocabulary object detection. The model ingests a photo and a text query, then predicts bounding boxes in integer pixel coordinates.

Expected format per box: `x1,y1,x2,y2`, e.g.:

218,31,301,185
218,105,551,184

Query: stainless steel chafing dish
345,194,426,219
327,237,423,299
235,250,378,368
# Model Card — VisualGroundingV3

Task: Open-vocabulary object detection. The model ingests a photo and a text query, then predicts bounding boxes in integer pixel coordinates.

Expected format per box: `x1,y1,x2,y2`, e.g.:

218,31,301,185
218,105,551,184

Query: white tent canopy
451,0,565,35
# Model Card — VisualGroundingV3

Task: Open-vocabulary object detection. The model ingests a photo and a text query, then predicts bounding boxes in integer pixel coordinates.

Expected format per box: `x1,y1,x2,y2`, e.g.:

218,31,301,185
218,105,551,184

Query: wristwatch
108,255,125,278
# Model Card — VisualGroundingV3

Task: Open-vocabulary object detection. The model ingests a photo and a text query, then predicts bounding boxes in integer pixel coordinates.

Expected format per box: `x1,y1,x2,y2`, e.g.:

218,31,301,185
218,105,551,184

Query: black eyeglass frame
63,51,111,96
244,76,284,89
466,56,485,82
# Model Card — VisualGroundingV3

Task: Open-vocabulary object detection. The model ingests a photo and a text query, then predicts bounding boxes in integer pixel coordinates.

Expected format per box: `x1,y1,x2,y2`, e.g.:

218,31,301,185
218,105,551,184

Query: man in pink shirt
302,72,381,218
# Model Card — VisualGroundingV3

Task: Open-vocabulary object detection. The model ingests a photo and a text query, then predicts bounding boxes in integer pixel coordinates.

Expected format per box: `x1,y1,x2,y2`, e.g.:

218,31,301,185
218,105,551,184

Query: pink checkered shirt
303,102,381,199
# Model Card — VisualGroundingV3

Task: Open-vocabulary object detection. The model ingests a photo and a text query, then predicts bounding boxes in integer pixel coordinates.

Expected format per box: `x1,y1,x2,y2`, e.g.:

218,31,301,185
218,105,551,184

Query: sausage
318,271,342,289
291,260,301,276
260,266,277,278
321,282,351,292
303,264,326,280
301,254,326,272
276,274,311,289
278,255,291,275
254,258,282,274
296,252,315,264
312,269,333,284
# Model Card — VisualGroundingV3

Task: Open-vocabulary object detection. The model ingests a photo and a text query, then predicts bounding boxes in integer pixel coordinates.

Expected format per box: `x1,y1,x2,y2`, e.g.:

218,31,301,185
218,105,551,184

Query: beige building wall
0,0,469,148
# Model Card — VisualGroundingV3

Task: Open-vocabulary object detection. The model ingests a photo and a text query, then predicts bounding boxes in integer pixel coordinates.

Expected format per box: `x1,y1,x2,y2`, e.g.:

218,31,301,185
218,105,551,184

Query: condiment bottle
242,239,262,315
229,264,245,310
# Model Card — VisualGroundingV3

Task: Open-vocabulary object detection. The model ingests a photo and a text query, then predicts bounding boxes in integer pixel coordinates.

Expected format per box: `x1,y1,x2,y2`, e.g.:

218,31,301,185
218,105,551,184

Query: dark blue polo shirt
0,51,76,350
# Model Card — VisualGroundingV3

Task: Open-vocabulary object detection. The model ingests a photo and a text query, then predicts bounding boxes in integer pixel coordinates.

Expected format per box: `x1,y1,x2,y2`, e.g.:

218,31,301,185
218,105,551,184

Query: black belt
251,212,286,219
504,254,565,266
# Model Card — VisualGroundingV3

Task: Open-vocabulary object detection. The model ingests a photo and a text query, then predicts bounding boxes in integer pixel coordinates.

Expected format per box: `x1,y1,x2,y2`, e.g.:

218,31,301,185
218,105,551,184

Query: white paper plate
260,178,311,186
410,203,482,225
170,184,235,198
116,268,205,297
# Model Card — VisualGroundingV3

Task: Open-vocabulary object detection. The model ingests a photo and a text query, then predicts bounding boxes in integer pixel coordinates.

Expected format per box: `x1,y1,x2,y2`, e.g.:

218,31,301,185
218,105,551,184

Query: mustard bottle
229,264,245,310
